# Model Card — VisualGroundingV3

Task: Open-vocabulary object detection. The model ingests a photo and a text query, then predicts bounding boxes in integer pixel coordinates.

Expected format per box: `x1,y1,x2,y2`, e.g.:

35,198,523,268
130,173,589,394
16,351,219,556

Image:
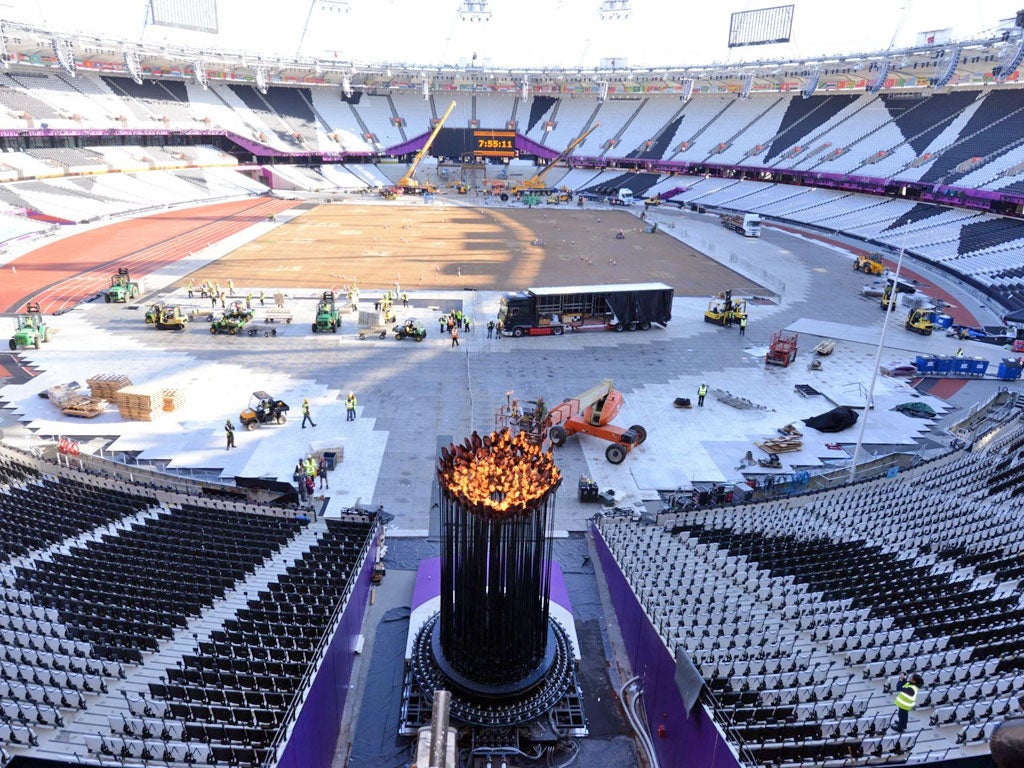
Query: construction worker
294,460,308,505
346,392,357,421
464,317,472,334
697,383,708,407
487,320,495,339
224,419,235,450
451,325,460,348
245,292,253,310
259,289,265,307
228,279,235,295
739,315,747,337
496,319,503,339
301,398,316,429
318,455,329,489
893,673,923,732
401,291,408,308
439,315,447,334
956,347,964,357
455,310,463,329
187,279,194,298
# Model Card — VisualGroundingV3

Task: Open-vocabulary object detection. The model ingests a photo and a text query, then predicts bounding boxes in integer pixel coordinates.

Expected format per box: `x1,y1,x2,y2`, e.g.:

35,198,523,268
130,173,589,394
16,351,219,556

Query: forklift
905,307,935,335
704,290,747,326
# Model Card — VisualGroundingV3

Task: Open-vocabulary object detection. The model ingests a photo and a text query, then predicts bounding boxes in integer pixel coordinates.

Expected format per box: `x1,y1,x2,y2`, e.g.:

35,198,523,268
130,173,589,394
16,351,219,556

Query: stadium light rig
50,36,75,77
520,74,529,101
193,60,208,90
458,1,492,22
254,66,267,95
123,48,143,85
342,74,353,98
0,28,8,70
599,0,631,21
421,73,429,100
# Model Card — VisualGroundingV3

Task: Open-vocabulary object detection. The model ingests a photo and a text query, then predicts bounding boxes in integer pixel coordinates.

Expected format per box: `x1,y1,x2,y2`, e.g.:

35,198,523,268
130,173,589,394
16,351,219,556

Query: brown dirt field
190,205,767,296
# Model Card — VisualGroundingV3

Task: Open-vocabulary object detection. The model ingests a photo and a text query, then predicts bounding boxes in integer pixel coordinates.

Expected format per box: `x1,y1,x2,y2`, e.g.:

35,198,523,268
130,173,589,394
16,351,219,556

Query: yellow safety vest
894,683,918,711
347,395,357,409
698,385,708,396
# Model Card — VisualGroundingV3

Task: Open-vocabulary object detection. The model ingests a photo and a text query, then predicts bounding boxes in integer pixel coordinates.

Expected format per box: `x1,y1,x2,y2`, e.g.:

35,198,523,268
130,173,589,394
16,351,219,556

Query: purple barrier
591,522,741,768
275,527,379,768
514,134,559,160
385,132,432,157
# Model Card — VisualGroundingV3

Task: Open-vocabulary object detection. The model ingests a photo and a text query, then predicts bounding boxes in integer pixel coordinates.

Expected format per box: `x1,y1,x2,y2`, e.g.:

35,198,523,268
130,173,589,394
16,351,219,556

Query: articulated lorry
719,212,762,237
497,282,673,337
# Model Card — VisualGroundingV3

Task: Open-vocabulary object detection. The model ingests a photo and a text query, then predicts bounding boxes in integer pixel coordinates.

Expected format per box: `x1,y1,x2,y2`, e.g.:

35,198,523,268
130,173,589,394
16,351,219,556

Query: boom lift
500,379,647,464
504,123,602,200
396,100,457,195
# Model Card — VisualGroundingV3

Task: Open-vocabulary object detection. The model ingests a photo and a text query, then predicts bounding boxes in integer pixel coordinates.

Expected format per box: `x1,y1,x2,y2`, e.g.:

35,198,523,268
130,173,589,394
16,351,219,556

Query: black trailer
497,282,673,337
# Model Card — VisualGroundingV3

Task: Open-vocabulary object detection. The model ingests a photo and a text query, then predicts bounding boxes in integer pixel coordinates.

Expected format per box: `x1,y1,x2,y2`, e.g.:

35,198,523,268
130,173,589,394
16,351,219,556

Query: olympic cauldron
409,428,575,727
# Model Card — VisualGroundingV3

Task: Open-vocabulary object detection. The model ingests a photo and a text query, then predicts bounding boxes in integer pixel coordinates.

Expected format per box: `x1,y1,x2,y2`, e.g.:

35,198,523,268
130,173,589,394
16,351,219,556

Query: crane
508,122,601,197
396,99,457,194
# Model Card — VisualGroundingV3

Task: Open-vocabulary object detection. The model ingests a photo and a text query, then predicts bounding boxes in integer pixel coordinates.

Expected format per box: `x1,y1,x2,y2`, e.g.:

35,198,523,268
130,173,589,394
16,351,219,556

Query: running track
2,197,298,315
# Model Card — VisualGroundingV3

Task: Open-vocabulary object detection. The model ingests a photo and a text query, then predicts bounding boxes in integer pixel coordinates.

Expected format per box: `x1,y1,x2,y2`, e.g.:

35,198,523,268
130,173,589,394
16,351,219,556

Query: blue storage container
952,357,972,375
933,356,954,375
914,355,937,374
934,314,953,329
968,358,989,376
998,359,1022,381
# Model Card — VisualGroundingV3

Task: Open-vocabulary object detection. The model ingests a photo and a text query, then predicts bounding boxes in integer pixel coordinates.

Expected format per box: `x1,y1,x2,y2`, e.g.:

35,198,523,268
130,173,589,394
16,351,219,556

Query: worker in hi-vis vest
893,673,923,732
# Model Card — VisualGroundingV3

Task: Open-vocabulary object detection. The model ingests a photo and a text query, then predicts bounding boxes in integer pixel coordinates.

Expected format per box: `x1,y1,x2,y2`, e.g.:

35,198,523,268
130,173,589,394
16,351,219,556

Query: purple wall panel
591,523,741,768
276,530,379,768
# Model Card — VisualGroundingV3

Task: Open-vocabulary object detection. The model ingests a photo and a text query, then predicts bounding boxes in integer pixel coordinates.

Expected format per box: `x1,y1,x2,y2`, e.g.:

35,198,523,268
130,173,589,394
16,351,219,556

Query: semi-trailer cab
497,282,674,337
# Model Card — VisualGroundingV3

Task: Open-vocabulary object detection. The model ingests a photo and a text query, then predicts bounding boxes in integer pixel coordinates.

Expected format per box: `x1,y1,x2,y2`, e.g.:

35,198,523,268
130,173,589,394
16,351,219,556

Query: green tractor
144,302,166,325
106,267,140,303
312,290,341,333
9,303,51,350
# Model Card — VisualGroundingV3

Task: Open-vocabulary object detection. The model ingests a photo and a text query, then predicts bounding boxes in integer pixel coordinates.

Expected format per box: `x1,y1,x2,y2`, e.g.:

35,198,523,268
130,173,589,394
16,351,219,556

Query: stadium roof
0,2,1022,96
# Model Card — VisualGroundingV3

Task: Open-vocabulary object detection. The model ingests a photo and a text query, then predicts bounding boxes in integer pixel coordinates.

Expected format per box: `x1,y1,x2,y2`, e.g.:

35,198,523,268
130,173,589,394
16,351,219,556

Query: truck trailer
498,282,674,337
720,212,762,237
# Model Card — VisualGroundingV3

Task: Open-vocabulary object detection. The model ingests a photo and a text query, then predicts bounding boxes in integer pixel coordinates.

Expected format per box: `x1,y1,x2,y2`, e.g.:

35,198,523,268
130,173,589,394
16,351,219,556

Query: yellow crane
397,100,457,194
509,122,601,197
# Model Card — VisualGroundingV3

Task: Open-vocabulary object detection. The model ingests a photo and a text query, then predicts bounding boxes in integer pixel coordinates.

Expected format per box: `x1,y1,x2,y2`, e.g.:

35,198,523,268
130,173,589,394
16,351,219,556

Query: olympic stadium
0,1,1023,767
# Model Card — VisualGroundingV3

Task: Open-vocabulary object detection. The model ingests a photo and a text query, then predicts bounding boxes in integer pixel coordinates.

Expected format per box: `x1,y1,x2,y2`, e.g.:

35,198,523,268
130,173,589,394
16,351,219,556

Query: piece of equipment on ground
313,291,341,333
106,267,140,303
9,303,51,350
766,330,798,367
704,289,748,326
239,391,289,430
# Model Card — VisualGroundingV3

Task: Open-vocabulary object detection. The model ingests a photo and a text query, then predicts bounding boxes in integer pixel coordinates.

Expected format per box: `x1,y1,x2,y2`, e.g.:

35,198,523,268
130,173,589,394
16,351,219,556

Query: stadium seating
595,418,1024,767
0,446,378,766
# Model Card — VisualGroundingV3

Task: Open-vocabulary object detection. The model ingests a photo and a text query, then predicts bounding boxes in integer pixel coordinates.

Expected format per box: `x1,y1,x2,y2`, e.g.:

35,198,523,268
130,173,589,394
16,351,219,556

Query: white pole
849,247,906,483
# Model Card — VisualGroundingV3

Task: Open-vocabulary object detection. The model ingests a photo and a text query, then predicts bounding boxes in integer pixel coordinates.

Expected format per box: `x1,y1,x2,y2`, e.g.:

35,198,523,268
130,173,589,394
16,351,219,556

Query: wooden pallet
61,395,108,419
115,386,162,421
87,373,132,400
755,436,803,454
162,388,187,412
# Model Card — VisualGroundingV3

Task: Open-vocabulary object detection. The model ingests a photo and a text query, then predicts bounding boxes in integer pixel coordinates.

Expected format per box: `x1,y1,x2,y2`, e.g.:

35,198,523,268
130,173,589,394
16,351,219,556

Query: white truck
720,212,762,237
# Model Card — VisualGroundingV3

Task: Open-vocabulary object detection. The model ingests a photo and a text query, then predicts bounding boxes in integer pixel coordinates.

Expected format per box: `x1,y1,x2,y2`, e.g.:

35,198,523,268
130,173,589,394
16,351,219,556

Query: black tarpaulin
604,288,673,326
803,406,859,433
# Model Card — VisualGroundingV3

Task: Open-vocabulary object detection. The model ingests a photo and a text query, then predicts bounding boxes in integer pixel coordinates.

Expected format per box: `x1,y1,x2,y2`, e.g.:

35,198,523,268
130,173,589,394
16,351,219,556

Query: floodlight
51,36,75,77
599,0,631,21
459,1,492,22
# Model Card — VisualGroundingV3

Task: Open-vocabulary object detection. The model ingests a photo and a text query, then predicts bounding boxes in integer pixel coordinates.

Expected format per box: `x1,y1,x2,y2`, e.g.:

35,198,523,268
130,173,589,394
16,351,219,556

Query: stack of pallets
115,386,162,421
162,388,187,413
87,374,132,400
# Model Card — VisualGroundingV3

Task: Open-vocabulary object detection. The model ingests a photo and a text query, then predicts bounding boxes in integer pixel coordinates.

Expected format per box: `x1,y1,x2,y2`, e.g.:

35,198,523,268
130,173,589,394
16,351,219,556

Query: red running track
1,197,298,315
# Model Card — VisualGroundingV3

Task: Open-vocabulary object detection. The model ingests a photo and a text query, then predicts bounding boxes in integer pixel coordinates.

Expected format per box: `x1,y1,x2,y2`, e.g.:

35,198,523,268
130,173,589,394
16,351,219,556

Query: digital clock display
472,130,517,157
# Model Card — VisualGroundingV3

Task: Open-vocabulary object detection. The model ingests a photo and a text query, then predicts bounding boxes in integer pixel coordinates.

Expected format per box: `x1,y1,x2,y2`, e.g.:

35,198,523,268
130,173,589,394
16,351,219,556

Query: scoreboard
428,128,519,160
472,129,516,158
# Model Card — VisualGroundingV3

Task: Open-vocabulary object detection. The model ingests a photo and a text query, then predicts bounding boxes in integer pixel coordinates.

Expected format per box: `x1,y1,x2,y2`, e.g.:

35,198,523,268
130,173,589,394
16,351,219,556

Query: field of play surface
187,204,768,295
